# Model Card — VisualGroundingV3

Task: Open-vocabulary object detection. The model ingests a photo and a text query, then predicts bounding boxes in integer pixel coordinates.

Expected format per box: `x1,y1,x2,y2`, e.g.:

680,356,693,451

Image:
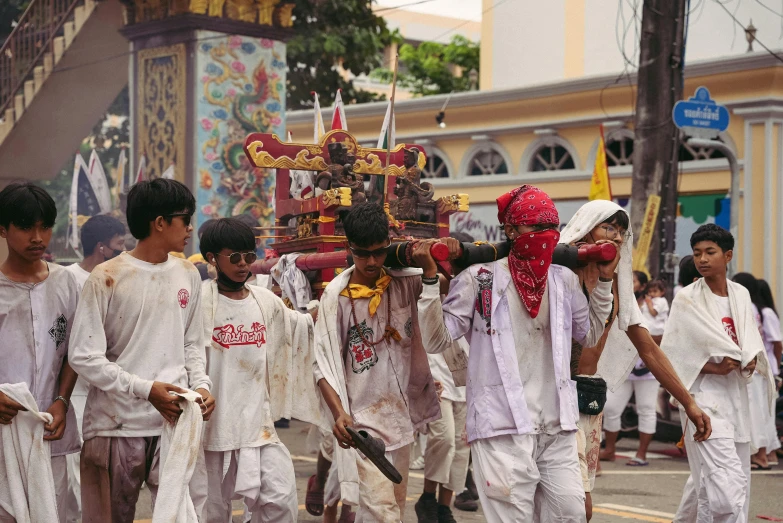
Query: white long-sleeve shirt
68,253,211,441
418,261,612,442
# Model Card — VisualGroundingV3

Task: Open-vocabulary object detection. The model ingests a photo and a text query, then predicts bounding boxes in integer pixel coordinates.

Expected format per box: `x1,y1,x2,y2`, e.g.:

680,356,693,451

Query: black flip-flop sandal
751,461,771,471
345,427,403,484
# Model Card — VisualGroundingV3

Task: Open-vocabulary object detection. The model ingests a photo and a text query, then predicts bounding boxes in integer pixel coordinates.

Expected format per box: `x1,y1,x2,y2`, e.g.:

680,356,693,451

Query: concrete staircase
0,0,128,183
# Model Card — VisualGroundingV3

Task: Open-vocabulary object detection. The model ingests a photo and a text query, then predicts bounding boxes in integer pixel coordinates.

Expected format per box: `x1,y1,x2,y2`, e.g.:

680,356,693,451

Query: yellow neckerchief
339,269,392,317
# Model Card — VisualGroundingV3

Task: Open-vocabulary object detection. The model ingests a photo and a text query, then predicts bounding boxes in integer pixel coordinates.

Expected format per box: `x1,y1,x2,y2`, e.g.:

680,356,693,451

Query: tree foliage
0,0,29,43
371,34,480,96
286,0,397,109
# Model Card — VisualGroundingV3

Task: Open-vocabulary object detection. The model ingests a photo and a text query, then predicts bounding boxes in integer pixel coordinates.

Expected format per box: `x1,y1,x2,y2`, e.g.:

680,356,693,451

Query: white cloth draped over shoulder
0,382,59,523
661,279,775,414
557,200,646,390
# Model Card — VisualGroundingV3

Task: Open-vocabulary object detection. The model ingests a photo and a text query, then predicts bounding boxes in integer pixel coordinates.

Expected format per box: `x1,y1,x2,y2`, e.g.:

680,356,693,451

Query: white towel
558,200,645,389
661,278,775,414
270,253,313,311
152,390,204,523
0,382,59,523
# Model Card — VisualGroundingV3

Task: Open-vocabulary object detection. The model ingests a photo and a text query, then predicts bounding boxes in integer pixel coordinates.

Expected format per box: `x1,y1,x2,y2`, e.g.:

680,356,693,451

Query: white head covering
558,200,645,389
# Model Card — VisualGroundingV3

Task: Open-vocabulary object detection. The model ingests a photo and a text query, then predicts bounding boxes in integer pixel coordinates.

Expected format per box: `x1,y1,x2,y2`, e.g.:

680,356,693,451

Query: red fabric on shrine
496,185,560,318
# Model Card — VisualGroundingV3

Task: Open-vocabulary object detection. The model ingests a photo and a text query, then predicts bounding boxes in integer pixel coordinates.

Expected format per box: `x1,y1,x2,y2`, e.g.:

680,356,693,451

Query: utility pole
630,0,687,284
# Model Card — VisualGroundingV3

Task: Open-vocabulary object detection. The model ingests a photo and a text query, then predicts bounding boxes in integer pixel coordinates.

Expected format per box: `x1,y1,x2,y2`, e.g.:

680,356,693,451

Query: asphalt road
131,420,783,522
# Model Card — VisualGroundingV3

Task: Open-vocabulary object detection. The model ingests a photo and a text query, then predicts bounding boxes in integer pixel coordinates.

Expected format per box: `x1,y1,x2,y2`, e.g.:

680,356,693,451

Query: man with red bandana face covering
413,185,619,522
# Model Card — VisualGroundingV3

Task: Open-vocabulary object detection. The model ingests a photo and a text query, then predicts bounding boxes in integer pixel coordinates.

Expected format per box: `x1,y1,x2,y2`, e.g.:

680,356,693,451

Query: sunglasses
348,241,391,260
217,251,258,265
165,213,192,227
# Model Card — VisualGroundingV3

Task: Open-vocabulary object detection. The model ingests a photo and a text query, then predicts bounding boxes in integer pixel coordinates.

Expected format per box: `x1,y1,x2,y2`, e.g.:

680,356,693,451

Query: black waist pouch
575,376,607,415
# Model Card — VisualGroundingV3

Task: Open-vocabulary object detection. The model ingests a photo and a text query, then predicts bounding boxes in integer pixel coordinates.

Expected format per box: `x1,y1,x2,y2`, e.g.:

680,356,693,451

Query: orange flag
589,125,612,201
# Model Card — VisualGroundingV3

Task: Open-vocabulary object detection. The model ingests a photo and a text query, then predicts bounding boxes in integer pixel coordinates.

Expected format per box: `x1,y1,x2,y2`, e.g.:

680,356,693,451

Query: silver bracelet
54,396,70,412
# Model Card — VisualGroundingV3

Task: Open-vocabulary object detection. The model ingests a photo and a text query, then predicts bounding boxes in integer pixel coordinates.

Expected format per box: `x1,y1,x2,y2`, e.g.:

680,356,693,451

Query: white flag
368,99,396,198
313,92,325,143
135,155,146,184
69,154,89,252
161,163,175,180
287,131,314,199
87,150,112,213
331,89,348,131
117,148,127,194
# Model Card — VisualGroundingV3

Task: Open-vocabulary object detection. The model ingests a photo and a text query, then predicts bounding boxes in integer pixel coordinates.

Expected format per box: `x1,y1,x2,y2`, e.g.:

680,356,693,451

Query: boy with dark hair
69,178,215,523
63,213,126,523
199,217,319,522
313,202,441,522
0,182,81,522
664,224,774,523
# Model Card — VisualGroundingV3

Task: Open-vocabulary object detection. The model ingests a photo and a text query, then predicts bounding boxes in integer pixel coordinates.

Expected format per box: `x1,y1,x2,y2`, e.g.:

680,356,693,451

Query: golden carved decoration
353,154,382,175
437,194,470,215
225,0,255,21
247,141,330,171
322,188,352,208
189,0,208,14
258,0,280,24
276,3,294,28
296,215,312,239
208,0,226,17
136,45,186,182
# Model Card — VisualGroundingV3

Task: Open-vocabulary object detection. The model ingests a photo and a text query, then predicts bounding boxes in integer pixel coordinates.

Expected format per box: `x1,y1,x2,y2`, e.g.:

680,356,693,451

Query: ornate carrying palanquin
242,129,469,294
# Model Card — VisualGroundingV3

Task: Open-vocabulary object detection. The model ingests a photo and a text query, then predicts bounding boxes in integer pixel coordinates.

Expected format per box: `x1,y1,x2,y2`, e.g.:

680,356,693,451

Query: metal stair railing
0,0,83,118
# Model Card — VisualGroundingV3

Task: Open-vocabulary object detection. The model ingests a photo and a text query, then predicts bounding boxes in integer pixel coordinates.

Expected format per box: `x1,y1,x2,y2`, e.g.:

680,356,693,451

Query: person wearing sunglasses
69,179,215,521
198,217,321,522
313,202,441,522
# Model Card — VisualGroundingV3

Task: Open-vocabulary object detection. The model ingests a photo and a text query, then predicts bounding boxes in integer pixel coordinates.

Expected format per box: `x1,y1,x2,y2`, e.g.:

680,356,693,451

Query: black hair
603,210,630,231
0,182,57,229
757,279,777,315
126,179,195,240
199,217,256,259
677,255,700,287
633,270,649,287
198,218,216,239
732,272,765,324
647,279,667,293
690,223,734,252
342,202,389,248
80,214,126,256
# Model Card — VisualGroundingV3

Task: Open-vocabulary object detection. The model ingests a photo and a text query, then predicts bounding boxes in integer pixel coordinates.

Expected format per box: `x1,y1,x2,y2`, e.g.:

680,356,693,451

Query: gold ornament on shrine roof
243,129,428,177
131,0,294,27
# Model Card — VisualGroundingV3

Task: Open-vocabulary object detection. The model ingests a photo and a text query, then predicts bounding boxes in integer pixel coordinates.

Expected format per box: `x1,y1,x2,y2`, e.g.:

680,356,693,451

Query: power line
714,0,783,65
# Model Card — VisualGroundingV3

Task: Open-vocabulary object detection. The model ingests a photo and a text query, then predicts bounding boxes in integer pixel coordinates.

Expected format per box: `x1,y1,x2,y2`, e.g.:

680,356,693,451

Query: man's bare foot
599,449,615,462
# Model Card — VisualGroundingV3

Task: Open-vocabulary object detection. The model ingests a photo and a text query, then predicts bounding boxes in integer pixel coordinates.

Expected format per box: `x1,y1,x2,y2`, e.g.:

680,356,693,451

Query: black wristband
598,276,613,283
422,275,439,285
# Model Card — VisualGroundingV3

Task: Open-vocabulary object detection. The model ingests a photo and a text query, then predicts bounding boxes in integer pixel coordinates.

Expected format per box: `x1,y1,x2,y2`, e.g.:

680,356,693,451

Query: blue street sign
673,87,730,137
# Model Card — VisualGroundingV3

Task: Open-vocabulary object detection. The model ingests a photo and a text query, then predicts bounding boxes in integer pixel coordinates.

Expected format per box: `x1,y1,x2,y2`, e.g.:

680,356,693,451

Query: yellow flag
589,125,612,201
633,194,661,272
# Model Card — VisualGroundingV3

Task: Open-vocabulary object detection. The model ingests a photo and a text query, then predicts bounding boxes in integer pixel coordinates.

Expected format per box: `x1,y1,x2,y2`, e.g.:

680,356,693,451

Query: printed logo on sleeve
721,317,740,345
212,322,267,348
48,314,67,348
178,289,190,308
475,267,493,334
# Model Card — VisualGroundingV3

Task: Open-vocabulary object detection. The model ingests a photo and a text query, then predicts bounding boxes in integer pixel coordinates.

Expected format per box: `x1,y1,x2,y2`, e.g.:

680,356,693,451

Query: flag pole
383,53,399,207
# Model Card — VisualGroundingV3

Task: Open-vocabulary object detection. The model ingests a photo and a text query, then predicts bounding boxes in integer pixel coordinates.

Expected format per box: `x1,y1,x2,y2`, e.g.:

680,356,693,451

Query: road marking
615,451,672,460
592,506,671,522
597,504,676,518
599,470,783,475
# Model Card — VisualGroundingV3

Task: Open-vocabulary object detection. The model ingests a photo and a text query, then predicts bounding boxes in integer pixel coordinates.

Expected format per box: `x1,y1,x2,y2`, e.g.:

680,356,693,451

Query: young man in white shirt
0,182,81,523
663,224,774,523
414,185,618,522
63,213,126,523
199,217,320,522
69,178,216,523
314,202,441,522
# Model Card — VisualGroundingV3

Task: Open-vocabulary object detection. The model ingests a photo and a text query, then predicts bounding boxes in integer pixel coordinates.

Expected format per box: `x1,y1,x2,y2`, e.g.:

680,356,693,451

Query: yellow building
288,50,782,300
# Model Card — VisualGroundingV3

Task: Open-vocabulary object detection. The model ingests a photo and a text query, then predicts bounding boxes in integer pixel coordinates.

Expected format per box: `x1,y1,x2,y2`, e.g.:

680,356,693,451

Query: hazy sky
375,0,482,21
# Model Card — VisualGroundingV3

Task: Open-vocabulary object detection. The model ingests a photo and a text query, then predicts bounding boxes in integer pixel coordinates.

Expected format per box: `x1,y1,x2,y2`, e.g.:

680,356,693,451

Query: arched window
422,148,452,179
605,133,634,166
679,139,727,161
521,135,580,173
462,143,511,176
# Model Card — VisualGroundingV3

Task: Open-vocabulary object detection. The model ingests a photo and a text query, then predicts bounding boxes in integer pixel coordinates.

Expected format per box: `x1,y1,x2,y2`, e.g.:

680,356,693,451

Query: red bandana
496,185,560,318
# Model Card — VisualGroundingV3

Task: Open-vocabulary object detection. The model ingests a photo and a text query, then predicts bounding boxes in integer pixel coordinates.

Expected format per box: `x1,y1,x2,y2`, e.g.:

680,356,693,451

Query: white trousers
65,394,86,523
204,443,298,523
0,455,68,523
747,372,780,452
472,432,586,523
603,378,660,434
355,444,411,523
423,399,470,493
675,418,751,523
